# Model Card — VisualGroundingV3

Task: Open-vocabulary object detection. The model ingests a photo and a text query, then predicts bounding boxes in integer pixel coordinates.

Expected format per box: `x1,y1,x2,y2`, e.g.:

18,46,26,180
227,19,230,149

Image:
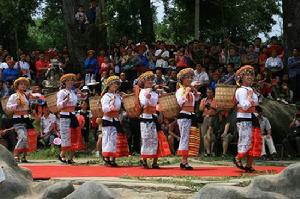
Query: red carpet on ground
21,165,285,180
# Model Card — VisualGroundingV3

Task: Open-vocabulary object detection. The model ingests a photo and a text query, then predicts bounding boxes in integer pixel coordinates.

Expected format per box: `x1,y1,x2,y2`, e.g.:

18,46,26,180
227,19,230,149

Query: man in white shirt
193,63,209,86
0,56,11,70
265,49,284,72
155,42,169,70
14,53,31,79
256,106,277,159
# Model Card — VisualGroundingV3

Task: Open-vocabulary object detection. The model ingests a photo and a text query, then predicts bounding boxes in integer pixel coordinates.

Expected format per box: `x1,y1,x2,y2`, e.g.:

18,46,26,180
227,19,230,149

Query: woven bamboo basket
122,93,140,118
89,96,103,118
215,84,237,109
45,92,58,113
1,97,12,116
159,92,179,119
188,126,200,157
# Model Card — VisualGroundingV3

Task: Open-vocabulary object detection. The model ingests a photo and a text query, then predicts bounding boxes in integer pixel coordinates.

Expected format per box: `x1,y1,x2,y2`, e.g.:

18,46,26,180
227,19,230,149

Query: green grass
83,155,182,166
28,147,60,160
27,147,297,168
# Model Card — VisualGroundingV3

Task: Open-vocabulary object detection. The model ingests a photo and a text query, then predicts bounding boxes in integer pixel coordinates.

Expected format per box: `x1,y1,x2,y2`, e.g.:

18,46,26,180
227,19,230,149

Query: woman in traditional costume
57,73,85,164
233,65,262,172
6,77,36,162
176,68,200,170
138,71,160,169
101,75,128,166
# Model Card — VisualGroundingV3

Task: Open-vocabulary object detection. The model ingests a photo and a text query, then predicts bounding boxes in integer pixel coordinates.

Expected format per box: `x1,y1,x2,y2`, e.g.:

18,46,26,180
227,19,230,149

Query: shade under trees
1,0,299,63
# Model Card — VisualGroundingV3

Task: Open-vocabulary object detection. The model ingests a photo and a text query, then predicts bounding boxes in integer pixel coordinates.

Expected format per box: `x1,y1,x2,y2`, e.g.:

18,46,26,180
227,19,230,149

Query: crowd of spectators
0,34,300,159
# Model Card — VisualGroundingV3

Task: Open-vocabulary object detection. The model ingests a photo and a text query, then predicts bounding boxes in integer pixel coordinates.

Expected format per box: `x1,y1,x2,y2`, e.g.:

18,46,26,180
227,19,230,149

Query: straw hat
13,77,30,89
60,73,76,83
87,79,100,86
104,75,120,86
87,50,95,55
235,65,254,85
177,68,194,80
138,71,155,82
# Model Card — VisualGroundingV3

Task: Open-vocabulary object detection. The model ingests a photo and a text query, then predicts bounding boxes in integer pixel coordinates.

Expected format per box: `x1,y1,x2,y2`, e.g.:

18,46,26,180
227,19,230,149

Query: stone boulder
194,162,300,199
0,145,33,199
259,99,297,142
41,181,75,199
227,99,297,143
64,181,115,199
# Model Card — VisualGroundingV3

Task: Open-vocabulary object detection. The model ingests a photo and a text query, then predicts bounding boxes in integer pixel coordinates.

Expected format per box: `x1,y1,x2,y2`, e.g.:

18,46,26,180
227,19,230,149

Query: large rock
194,162,300,199
0,145,33,199
64,181,115,199
259,99,297,142
227,99,296,143
41,181,75,199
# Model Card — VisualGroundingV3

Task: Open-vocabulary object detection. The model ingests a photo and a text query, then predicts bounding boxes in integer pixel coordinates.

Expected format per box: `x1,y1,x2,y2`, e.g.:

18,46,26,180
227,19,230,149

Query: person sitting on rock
282,110,300,158
256,106,277,160
212,110,234,157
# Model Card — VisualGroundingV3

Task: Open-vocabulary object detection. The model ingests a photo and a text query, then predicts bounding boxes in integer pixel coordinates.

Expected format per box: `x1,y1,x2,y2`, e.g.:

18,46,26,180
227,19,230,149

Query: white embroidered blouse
176,87,200,114
56,89,78,113
6,93,30,117
101,92,122,121
235,86,258,119
139,88,158,119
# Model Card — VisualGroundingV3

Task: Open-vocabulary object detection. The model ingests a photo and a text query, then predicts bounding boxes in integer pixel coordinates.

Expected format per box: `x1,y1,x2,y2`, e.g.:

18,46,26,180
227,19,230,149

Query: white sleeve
265,58,270,68
163,51,170,58
265,118,271,131
154,50,161,57
139,89,148,107
101,94,112,113
13,62,19,69
235,88,251,111
202,73,209,81
50,114,57,123
6,94,18,110
176,88,187,107
57,90,67,109
252,92,258,105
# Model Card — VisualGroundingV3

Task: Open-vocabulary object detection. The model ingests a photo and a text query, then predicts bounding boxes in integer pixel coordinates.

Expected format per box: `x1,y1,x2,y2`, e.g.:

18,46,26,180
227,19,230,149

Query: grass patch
82,156,182,166
28,147,60,160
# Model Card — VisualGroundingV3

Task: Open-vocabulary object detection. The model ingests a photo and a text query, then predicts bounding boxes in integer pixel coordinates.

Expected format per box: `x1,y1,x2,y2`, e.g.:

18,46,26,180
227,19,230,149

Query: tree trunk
282,0,300,56
62,0,107,67
138,0,155,43
194,0,200,40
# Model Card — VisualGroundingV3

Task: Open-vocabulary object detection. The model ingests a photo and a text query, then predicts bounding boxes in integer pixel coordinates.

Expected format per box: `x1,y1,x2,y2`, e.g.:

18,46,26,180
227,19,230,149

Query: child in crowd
75,5,88,33
39,105,58,147
77,100,92,148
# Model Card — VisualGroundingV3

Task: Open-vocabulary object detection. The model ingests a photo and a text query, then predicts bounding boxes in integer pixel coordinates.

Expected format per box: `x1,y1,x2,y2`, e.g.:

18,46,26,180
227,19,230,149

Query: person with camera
200,87,217,156
43,59,64,91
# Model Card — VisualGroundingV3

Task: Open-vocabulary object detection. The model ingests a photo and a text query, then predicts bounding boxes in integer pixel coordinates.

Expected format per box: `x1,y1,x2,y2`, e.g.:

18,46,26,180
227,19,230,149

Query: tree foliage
27,0,66,51
0,0,282,56
158,0,281,43
0,0,39,54
106,0,156,43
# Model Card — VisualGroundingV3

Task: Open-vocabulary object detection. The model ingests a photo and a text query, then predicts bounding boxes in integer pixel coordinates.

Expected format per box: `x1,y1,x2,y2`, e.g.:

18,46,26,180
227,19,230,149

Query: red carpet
21,165,285,180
